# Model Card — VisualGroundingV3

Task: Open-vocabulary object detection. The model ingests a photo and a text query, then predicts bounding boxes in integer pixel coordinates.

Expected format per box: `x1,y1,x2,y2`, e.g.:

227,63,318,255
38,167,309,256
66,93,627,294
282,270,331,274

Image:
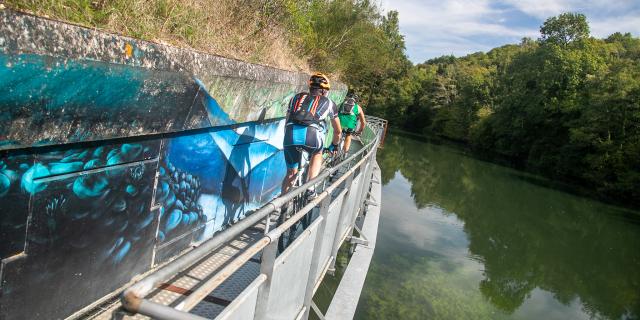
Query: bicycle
277,144,343,253
337,128,361,161
323,142,343,170
277,147,313,253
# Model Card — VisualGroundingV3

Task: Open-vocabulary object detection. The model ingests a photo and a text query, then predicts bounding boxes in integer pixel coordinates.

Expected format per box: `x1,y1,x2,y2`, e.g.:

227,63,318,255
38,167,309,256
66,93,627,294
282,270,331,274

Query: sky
380,0,640,63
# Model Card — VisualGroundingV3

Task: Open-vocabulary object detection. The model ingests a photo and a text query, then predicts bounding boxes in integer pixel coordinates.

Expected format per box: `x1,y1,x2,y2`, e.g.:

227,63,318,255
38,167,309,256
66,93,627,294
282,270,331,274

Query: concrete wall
0,9,347,320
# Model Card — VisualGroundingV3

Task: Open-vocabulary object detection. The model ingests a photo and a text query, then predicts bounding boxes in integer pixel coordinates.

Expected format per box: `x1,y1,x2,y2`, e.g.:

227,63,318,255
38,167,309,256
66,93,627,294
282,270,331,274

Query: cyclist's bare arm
331,117,342,144
357,105,366,134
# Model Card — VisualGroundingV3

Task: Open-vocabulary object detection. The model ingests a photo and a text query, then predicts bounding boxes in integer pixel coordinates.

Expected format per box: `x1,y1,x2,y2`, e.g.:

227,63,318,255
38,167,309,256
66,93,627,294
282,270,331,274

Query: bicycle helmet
309,72,331,90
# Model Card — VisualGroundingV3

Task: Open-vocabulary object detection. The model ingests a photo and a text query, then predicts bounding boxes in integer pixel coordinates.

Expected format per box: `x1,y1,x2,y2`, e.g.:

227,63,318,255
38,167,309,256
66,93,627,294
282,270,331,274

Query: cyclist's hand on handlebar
327,143,340,156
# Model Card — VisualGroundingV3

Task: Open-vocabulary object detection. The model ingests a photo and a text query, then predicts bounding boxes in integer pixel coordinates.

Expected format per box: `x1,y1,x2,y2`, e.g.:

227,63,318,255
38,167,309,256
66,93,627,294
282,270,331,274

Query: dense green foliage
368,13,640,206
282,0,411,94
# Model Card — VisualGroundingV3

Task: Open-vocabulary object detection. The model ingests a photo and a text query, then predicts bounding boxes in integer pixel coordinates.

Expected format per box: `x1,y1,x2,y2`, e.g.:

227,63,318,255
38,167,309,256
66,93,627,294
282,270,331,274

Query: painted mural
0,152,34,259
0,141,160,259
0,62,293,319
0,121,289,320
0,156,159,319
0,52,231,151
154,121,286,264
0,9,347,320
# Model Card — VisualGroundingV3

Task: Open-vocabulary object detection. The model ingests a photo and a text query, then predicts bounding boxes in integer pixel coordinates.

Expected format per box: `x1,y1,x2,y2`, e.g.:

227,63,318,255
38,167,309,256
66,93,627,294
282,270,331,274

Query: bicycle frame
278,148,311,252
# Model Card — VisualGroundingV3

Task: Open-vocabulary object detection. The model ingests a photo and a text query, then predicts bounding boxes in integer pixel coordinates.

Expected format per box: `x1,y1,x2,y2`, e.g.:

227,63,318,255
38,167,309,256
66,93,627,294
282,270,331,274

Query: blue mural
0,140,160,319
0,152,34,258
0,14,307,318
0,52,293,319
154,120,286,264
0,142,159,257
0,118,292,319
0,52,231,150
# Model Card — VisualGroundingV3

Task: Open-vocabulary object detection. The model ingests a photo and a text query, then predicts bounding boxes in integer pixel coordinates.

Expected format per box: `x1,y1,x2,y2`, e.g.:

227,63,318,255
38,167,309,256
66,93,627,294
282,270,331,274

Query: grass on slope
4,0,309,71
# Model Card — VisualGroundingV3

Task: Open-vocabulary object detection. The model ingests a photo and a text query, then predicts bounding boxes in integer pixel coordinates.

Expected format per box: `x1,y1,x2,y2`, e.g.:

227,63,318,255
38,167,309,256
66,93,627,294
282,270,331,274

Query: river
346,133,640,320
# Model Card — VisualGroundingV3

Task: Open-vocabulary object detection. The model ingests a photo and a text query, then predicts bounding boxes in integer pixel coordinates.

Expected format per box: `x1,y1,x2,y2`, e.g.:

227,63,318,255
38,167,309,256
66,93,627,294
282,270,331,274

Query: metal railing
121,116,388,320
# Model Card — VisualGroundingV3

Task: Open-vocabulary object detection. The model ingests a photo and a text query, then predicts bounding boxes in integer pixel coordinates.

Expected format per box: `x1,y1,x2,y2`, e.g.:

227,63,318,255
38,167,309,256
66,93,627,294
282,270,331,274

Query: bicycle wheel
278,166,307,252
277,204,294,253
278,196,311,252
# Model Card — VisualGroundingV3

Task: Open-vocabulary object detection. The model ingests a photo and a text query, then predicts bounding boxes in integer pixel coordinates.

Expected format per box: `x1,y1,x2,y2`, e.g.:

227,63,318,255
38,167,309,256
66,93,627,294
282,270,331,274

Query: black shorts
342,128,356,135
283,124,324,169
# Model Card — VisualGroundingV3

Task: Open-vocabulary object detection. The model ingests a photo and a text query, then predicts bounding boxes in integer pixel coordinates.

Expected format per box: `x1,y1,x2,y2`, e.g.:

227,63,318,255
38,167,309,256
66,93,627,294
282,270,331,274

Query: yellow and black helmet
309,72,331,90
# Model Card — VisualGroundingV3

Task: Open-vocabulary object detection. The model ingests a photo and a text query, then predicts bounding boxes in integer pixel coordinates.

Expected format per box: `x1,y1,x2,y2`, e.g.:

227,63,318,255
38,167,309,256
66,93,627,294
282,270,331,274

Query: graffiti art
0,61,293,319
0,9,345,319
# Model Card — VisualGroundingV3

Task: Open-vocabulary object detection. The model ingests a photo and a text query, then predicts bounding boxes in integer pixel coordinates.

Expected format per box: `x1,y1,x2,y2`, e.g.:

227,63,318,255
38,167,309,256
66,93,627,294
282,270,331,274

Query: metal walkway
79,117,388,320
85,224,265,320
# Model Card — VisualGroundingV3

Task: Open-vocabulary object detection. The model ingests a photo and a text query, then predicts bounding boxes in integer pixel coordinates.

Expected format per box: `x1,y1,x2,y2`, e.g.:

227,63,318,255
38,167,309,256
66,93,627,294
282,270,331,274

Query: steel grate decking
84,225,266,320
191,261,261,318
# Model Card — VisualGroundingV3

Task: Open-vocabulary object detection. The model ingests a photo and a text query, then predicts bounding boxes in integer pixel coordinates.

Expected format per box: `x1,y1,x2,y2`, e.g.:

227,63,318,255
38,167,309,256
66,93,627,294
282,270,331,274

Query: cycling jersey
284,92,338,169
342,127,356,136
287,93,337,130
339,102,360,131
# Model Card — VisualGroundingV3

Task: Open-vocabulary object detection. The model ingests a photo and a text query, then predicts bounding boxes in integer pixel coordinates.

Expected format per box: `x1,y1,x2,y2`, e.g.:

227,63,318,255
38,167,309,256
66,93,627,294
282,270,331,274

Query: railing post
302,197,331,319
344,150,371,233
361,148,377,206
328,173,354,273
350,165,367,223
360,154,374,207
254,223,279,320
348,149,375,237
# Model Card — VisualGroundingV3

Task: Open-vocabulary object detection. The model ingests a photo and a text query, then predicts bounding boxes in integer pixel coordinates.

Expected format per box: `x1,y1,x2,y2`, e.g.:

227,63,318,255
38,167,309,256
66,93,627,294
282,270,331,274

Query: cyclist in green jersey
338,93,366,154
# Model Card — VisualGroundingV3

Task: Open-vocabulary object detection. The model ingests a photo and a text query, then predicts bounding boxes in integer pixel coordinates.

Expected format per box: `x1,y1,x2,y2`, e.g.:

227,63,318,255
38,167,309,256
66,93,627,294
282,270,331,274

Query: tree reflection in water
359,133,640,320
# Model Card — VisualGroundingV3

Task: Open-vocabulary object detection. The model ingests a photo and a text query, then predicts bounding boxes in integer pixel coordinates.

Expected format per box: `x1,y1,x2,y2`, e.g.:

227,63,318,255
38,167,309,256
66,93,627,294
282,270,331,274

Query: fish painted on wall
0,141,160,260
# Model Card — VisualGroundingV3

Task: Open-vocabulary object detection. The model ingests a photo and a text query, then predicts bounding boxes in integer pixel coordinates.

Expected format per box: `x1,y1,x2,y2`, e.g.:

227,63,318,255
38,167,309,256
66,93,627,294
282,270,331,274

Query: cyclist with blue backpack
338,92,366,154
281,73,342,197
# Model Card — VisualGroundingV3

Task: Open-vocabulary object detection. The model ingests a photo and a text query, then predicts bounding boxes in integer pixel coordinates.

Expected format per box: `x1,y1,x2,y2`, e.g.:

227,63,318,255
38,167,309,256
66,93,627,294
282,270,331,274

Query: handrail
121,118,386,318
175,148,375,311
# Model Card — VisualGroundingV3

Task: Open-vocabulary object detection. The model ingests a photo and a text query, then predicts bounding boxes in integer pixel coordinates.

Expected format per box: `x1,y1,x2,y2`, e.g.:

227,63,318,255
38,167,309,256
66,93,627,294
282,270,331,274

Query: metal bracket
348,225,370,247
311,301,326,320
347,236,369,246
365,198,379,207
366,190,378,202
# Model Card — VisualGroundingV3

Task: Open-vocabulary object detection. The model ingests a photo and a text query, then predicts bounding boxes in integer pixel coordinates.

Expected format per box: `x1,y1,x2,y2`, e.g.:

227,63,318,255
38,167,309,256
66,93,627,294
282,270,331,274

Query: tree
539,12,590,46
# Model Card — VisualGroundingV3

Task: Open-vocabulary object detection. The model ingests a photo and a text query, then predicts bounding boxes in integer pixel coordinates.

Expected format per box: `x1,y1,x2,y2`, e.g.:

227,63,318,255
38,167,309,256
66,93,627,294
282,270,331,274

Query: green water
354,134,640,320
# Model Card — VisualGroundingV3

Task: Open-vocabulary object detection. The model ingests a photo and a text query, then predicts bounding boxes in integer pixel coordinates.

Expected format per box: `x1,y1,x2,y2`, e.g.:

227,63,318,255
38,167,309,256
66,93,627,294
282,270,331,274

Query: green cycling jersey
339,103,360,130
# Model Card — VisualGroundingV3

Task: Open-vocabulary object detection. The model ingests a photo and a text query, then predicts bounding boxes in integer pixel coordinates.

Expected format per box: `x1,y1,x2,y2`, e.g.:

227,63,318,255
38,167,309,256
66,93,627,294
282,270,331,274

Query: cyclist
281,72,342,197
338,92,366,154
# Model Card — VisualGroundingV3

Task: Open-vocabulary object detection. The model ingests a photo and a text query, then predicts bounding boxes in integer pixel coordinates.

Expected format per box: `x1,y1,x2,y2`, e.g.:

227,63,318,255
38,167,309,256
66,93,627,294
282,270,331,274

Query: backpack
289,93,325,126
340,97,356,115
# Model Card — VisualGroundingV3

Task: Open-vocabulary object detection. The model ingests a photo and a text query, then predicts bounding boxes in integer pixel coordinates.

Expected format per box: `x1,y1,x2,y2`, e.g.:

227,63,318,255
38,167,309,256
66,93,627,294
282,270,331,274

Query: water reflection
357,134,640,320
